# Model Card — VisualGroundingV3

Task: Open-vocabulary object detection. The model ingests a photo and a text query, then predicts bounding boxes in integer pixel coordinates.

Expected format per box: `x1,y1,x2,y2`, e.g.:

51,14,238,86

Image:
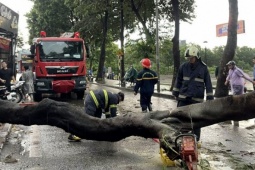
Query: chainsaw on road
155,133,198,170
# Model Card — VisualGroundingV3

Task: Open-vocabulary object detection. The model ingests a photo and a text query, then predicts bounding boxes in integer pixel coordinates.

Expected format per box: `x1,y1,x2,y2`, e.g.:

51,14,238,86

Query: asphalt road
0,85,179,170
0,83,255,170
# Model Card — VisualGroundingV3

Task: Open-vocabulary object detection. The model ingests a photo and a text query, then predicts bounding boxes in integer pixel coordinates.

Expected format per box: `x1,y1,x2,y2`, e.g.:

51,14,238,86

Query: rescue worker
68,90,124,141
134,58,158,112
172,46,214,142
84,89,124,118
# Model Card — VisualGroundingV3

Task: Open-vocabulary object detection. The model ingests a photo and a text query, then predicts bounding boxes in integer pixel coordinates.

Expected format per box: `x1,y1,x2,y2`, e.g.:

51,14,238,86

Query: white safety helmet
226,60,236,66
184,46,200,59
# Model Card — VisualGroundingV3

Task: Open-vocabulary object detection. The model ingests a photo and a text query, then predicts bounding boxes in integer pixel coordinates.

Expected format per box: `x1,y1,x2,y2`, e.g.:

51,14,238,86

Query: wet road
0,84,179,170
0,83,255,170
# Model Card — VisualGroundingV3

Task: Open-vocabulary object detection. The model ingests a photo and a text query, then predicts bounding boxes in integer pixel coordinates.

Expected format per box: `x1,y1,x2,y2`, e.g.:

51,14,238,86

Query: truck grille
46,66,78,74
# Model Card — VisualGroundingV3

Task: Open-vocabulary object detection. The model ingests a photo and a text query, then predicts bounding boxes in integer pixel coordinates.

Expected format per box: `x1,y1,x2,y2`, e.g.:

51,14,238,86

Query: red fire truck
30,31,89,101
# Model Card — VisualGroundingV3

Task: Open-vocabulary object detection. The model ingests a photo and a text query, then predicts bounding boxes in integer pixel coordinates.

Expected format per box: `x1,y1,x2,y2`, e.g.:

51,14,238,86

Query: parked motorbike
10,81,25,103
87,74,94,82
0,86,17,102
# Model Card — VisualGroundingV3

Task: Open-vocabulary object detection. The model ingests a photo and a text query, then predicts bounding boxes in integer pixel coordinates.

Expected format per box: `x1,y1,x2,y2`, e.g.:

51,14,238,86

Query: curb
91,82,176,100
0,123,13,153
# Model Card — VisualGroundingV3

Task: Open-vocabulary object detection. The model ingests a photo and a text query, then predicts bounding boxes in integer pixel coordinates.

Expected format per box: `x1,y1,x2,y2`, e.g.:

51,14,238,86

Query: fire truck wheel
76,91,84,100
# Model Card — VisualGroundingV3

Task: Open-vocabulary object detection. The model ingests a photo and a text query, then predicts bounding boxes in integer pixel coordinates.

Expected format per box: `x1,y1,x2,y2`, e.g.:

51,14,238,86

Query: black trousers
177,99,201,141
140,93,152,111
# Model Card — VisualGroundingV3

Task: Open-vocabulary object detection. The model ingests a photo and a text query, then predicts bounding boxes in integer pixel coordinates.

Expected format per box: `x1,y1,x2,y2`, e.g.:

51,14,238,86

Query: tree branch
1,92,255,143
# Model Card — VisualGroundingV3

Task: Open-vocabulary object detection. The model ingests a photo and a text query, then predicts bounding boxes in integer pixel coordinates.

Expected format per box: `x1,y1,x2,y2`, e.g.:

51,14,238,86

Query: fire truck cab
30,31,89,101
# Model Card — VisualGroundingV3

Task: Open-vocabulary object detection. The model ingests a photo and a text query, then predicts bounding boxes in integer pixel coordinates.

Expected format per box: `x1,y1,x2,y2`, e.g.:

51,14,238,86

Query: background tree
215,0,238,97
159,0,195,90
16,35,24,49
26,0,73,43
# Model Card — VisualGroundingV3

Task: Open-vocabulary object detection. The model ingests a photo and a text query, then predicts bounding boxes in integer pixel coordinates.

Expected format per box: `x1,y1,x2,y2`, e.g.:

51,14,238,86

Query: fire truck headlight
79,80,86,85
37,82,45,86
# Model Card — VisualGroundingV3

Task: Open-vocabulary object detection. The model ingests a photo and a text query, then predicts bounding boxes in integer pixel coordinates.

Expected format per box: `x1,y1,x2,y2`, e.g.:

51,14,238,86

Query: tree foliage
25,0,196,79
215,0,238,97
26,0,73,43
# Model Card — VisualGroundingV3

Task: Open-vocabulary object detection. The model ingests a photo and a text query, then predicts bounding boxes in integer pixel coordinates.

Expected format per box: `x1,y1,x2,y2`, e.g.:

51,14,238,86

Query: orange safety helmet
141,58,151,68
74,32,80,38
40,31,46,37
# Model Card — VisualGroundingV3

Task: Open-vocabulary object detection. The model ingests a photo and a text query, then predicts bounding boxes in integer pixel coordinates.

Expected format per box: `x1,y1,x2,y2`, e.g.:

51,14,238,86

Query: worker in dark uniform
68,89,124,141
134,58,158,112
84,89,124,118
172,46,214,143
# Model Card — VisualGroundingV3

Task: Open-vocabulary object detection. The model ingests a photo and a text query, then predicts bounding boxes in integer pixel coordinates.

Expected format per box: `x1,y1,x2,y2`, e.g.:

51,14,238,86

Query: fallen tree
1,92,255,156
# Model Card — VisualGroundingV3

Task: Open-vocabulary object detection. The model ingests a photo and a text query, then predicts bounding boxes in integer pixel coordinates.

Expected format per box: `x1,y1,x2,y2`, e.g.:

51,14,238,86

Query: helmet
118,92,124,101
40,31,46,37
141,58,151,68
184,46,200,59
226,60,236,66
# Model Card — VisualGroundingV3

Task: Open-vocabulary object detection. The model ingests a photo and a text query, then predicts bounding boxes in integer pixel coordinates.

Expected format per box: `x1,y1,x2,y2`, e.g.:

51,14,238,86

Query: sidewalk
0,123,12,153
98,74,254,97
93,77,175,100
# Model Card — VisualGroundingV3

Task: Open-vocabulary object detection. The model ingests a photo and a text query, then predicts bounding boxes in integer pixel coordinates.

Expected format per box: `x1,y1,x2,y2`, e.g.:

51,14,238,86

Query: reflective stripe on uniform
178,94,204,102
183,77,190,80
109,104,117,108
194,78,204,83
173,87,179,92
105,112,110,116
192,97,204,102
90,91,99,107
90,89,108,109
103,89,108,109
178,94,186,99
206,92,214,96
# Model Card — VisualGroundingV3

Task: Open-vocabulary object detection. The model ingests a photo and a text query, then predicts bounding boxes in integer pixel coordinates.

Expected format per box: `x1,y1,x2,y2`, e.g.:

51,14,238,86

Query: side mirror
30,45,35,54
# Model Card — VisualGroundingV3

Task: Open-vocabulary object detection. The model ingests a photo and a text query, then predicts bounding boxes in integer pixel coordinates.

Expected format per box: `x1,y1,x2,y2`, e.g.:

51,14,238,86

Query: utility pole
120,0,125,87
203,41,208,64
156,0,160,92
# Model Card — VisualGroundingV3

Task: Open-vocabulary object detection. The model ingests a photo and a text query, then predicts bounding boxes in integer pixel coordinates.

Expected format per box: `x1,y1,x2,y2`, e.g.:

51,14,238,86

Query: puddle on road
200,153,234,170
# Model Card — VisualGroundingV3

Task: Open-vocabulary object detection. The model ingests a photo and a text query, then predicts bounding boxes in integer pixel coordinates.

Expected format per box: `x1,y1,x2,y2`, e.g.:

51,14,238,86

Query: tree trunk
96,2,109,83
170,0,180,91
2,91,255,160
214,0,238,97
2,92,255,142
120,0,125,87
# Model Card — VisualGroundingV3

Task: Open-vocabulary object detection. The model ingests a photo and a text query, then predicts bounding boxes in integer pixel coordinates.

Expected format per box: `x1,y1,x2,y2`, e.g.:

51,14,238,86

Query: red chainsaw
175,134,198,170
156,133,198,170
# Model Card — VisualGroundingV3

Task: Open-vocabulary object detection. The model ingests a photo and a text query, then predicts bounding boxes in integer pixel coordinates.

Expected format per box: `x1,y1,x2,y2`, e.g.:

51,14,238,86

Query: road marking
29,125,42,158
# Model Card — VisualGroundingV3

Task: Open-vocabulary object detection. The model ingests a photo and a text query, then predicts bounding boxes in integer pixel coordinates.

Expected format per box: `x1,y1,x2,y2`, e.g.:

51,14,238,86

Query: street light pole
203,41,208,64
156,0,160,92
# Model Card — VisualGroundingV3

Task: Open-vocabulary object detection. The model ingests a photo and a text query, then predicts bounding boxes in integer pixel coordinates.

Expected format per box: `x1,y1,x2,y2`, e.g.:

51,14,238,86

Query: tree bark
170,0,180,91
214,0,238,97
96,1,109,82
1,92,255,142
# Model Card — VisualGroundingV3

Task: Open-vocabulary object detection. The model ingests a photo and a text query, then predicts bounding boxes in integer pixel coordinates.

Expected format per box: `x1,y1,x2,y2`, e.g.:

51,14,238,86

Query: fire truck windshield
38,41,83,62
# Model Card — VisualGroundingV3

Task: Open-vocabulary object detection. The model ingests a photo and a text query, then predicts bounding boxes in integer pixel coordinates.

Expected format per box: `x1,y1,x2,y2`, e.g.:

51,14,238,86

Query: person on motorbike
0,61,16,92
124,65,137,86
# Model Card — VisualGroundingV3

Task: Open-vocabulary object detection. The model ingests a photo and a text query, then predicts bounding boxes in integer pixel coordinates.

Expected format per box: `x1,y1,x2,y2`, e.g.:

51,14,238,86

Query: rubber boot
148,104,152,111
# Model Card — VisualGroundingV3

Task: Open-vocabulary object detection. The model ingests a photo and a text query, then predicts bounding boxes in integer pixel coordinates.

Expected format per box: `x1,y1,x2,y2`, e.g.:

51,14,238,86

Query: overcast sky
180,0,255,49
1,0,255,49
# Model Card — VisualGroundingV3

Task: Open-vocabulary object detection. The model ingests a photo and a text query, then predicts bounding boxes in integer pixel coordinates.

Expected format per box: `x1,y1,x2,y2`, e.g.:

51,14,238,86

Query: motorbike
0,86,17,102
87,74,94,82
10,81,25,103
